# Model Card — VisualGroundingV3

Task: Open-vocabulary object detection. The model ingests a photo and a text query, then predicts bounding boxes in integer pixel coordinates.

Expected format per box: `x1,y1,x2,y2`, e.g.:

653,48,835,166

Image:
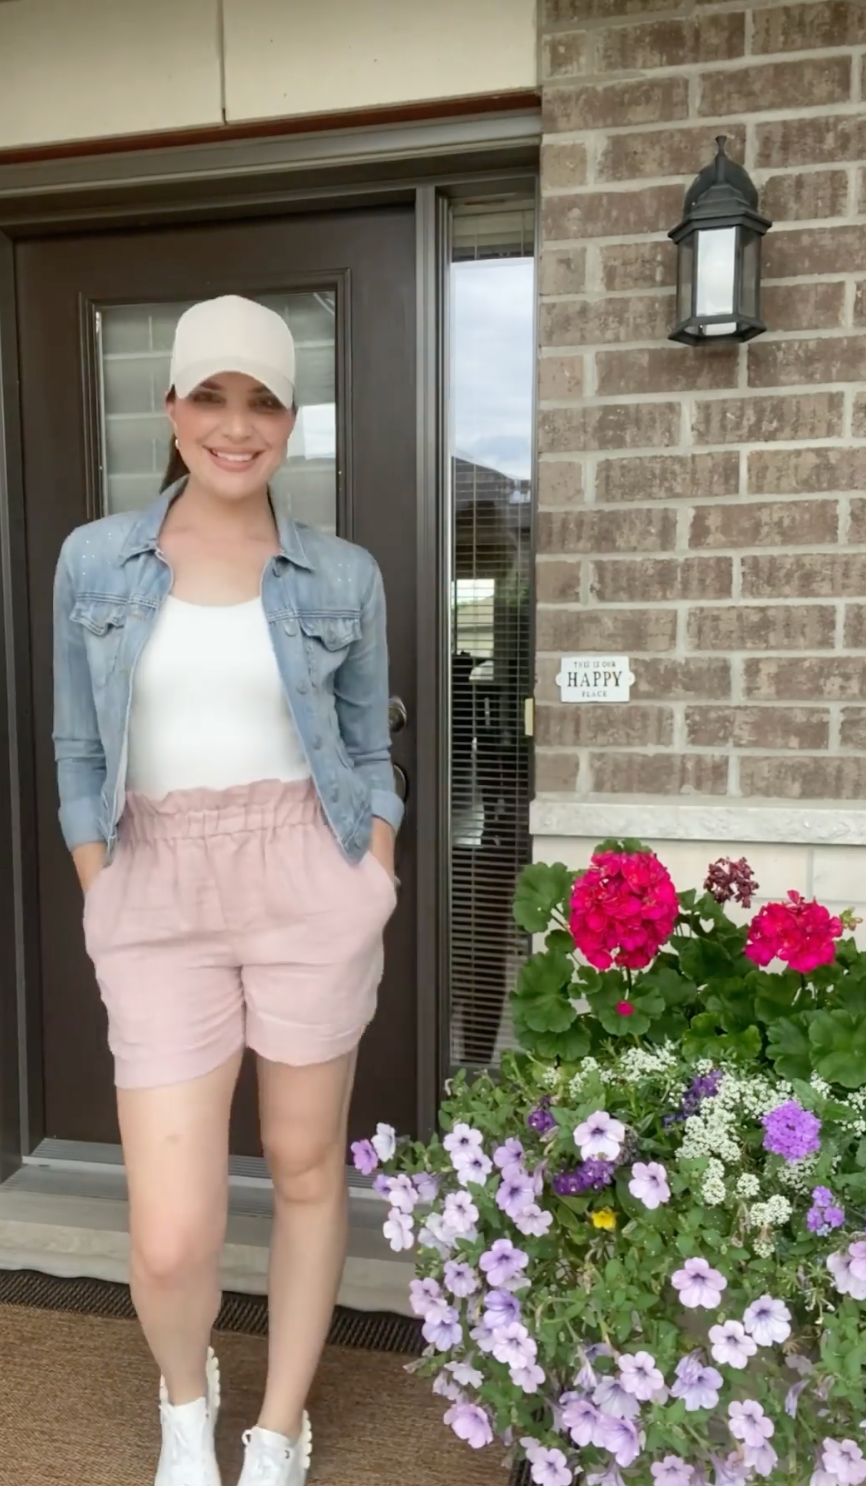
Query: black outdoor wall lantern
669,136,772,346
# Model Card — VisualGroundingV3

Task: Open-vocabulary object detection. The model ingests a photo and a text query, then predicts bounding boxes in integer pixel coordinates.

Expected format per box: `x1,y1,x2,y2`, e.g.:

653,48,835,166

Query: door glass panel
449,201,535,1070
96,291,337,532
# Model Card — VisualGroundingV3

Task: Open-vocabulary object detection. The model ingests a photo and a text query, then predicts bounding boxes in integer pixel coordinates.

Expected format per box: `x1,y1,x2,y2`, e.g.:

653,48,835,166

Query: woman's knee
264,1129,345,1205
130,1214,222,1287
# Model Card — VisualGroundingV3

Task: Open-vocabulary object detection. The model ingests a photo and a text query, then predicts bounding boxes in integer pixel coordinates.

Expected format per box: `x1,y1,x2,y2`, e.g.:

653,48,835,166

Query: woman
53,295,401,1486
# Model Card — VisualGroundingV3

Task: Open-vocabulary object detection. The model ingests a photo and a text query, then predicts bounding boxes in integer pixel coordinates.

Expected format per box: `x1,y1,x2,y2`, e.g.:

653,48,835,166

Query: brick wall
536,0,866,806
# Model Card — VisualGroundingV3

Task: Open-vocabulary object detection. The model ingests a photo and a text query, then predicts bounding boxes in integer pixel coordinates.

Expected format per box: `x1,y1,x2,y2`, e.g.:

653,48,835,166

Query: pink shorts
84,780,395,1089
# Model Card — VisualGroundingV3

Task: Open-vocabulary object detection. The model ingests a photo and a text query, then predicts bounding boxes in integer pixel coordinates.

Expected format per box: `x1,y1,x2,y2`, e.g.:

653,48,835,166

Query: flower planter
354,843,866,1486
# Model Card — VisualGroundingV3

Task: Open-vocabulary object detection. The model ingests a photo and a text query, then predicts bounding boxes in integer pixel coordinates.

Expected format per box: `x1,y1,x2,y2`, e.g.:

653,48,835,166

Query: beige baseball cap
170,295,296,407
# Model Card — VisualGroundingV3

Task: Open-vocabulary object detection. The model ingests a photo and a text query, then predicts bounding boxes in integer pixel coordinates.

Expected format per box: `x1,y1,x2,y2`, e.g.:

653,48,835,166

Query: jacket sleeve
53,539,107,849
334,558,404,834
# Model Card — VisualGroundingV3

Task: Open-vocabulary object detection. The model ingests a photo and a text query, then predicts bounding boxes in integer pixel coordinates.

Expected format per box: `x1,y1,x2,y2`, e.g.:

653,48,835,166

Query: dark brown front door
15,207,418,1155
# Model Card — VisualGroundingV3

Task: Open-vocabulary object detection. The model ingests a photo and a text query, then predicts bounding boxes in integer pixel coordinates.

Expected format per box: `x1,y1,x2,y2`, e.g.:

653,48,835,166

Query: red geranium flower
569,850,679,971
616,1001,635,1017
745,891,843,974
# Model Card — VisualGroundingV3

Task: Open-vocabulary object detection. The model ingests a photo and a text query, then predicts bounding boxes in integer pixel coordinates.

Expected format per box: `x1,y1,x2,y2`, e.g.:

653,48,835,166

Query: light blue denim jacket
53,480,403,862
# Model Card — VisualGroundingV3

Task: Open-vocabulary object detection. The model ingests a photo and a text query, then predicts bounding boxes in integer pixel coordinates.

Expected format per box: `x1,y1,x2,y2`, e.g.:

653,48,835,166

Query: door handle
389,696,408,734
393,763,409,802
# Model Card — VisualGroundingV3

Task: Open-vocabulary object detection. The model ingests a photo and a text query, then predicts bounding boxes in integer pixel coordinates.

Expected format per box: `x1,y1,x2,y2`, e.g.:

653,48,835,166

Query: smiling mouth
206,448,262,469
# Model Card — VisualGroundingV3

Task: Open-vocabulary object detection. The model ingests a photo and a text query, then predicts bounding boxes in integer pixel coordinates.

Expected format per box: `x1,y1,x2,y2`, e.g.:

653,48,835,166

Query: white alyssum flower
749,1195,793,1229
568,1058,600,1098
810,1074,832,1098
777,1157,818,1195
619,1045,679,1082
754,1234,776,1259
701,1159,727,1207
736,1174,761,1200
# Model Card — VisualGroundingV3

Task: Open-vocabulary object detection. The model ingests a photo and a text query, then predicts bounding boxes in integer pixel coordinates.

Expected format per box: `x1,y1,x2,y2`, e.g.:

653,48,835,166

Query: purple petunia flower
560,1394,604,1448
483,1288,522,1329
491,1320,537,1371
350,1139,378,1175
828,1243,866,1301
443,1122,484,1160
670,1353,722,1412
496,1165,536,1219
513,1202,554,1238
454,1147,493,1187
762,1100,822,1161
712,1454,751,1486
511,1359,546,1394
409,1276,441,1316
598,1415,642,1468
553,1159,615,1196
479,1238,529,1290
444,1401,493,1450
628,1162,671,1210
443,1260,479,1298
743,1294,792,1346
412,1171,439,1203
443,1189,479,1238
529,1447,573,1486
651,1457,694,1486
586,1467,626,1486
417,1211,455,1256
594,1376,640,1420
383,1174,418,1213
528,1106,557,1134
671,1257,727,1309
383,1209,414,1251
821,1439,866,1486
729,1400,774,1450
469,1316,498,1355
494,1137,524,1169
745,1443,778,1479
709,1320,757,1369
574,1111,625,1161
618,1351,664,1402
371,1122,396,1161
785,1379,809,1418
422,1298,462,1351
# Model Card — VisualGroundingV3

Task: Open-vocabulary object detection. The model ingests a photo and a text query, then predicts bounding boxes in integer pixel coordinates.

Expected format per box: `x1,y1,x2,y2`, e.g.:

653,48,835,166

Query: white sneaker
155,1347,222,1486
237,1415,312,1486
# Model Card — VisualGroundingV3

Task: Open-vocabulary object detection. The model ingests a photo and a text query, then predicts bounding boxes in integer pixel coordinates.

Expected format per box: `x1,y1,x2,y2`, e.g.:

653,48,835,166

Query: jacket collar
117,478,314,571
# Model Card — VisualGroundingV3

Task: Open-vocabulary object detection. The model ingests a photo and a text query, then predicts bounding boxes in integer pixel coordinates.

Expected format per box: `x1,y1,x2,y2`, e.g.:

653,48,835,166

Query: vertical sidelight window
95,291,337,532
448,200,536,1069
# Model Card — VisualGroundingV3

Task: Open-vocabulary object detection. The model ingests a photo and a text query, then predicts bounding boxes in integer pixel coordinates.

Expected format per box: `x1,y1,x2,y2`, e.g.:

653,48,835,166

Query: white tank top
126,596,311,799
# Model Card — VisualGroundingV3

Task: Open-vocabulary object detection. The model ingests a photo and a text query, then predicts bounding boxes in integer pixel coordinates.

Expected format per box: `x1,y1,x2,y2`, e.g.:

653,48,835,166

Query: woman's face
167,371,295,502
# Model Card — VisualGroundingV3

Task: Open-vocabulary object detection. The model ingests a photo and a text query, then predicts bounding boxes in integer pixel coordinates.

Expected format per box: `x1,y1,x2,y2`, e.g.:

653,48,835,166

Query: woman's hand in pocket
369,817,396,885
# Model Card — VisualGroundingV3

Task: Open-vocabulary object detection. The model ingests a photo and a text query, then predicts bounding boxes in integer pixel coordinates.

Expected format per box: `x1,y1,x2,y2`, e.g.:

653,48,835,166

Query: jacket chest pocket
70,599,130,690
297,612,361,685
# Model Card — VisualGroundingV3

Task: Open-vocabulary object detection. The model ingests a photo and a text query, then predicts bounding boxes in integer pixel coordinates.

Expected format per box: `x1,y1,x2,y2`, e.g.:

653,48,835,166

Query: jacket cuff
59,797,105,852
370,787,404,835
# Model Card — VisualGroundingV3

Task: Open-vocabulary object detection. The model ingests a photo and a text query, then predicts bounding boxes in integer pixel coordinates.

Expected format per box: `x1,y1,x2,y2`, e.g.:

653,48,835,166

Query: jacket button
297,679,309,694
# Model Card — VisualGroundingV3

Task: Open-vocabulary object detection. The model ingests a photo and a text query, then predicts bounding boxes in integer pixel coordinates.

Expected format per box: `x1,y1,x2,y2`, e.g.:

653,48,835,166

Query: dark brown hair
160,387,298,492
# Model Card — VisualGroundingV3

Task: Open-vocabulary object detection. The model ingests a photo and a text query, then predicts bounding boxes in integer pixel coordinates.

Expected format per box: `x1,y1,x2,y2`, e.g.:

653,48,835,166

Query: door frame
0,108,540,1181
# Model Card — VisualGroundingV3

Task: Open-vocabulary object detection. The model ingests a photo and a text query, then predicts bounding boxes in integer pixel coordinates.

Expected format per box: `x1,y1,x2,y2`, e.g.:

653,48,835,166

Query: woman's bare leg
256,1050,357,1438
118,1051,243,1403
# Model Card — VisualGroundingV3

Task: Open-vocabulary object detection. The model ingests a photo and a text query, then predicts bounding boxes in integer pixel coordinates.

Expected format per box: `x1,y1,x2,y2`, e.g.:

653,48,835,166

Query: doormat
0,1270,514,1486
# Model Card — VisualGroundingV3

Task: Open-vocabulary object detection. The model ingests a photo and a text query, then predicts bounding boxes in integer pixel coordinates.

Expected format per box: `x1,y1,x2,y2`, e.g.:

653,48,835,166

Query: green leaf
513,861,575,933
514,950,576,1033
809,1009,866,1088
765,1017,813,1082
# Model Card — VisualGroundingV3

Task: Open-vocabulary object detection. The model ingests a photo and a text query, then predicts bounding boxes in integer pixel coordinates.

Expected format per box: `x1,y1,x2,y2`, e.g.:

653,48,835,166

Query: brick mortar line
542,47,866,83
543,101,866,145
542,174,866,198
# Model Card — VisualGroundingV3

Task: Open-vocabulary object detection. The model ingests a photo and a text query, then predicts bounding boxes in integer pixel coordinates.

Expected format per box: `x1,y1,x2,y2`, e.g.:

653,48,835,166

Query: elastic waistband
122,779,320,842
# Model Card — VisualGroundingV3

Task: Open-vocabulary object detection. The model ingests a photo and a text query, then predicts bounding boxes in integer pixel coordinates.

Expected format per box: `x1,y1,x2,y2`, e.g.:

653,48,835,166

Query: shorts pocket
364,851,398,913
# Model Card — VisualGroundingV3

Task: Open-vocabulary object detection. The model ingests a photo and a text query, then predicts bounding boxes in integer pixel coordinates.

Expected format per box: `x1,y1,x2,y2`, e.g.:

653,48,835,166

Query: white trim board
530,801,866,848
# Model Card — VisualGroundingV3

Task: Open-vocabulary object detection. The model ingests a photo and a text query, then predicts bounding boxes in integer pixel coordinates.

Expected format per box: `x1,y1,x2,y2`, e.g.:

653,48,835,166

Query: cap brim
173,356,295,408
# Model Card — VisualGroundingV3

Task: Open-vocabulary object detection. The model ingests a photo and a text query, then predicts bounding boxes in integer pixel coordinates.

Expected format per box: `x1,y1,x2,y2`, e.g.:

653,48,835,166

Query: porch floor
0,1163,413,1316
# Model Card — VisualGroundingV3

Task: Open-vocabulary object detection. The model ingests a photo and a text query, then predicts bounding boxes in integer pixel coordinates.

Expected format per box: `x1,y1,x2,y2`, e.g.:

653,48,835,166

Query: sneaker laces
161,1403,211,1486
241,1429,294,1485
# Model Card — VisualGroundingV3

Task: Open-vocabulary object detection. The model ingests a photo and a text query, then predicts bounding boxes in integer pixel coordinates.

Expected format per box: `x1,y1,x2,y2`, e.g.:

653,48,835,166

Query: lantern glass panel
739,228,761,321
695,225,737,335
677,231,695,325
